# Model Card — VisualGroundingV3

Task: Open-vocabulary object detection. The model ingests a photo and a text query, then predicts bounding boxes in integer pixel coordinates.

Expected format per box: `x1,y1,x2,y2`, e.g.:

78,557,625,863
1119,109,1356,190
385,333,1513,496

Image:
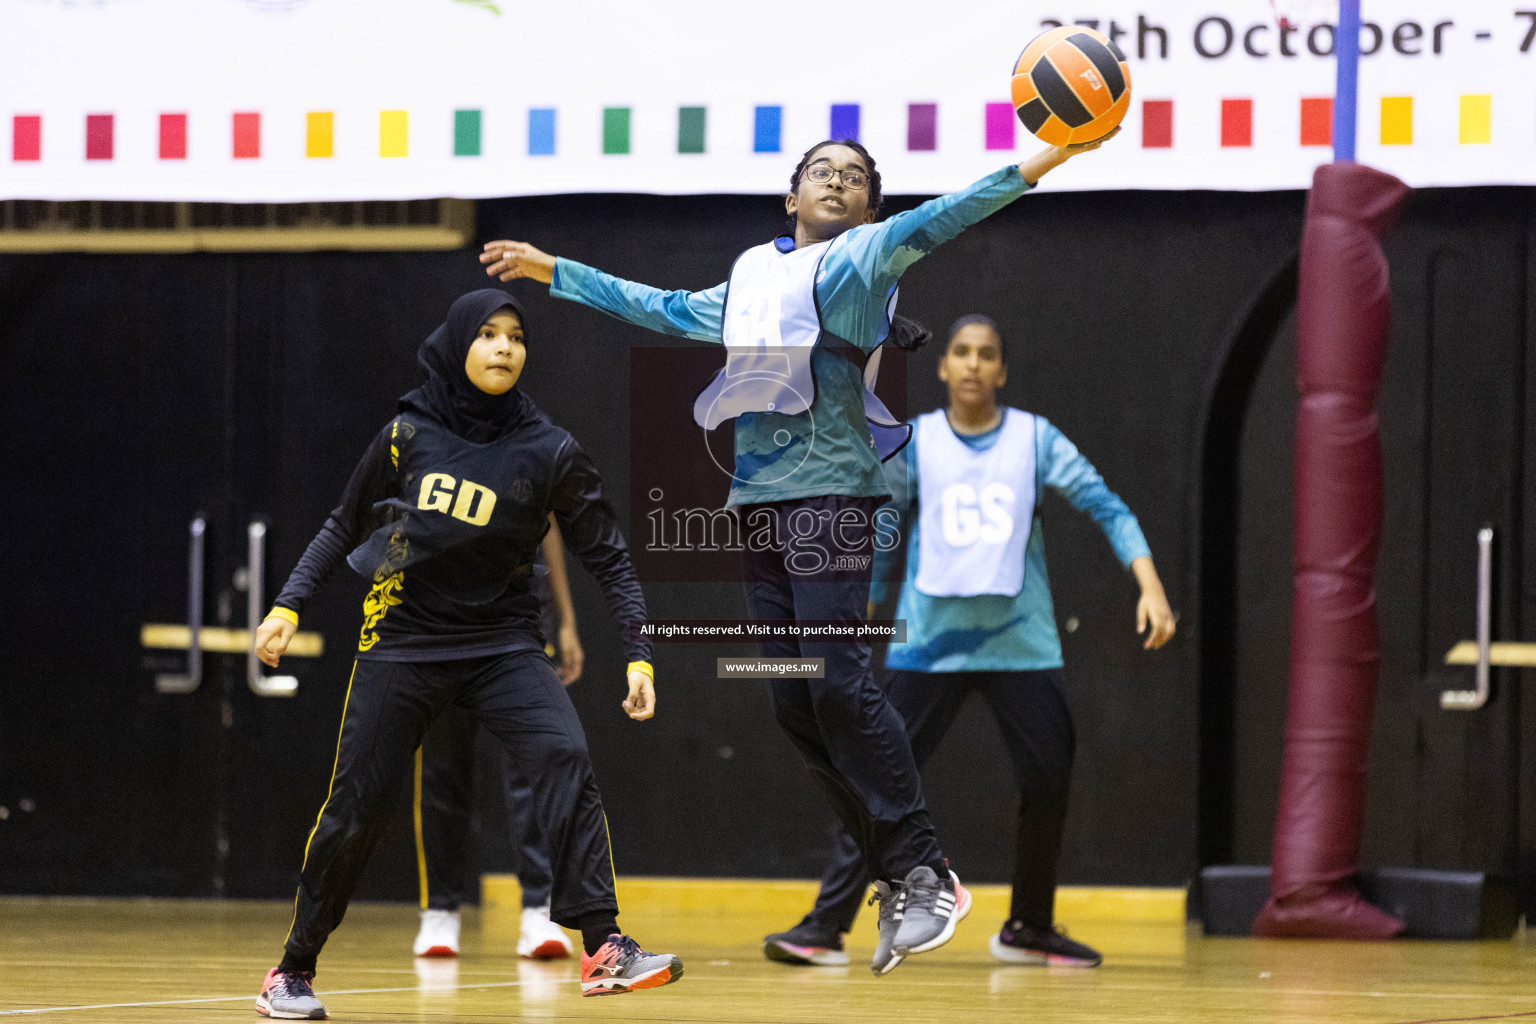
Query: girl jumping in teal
480,132,1116,975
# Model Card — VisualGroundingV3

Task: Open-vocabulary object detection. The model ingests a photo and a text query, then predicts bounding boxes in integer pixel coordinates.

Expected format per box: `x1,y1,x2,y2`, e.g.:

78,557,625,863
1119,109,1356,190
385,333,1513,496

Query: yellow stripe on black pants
413,746,429,910
286,661,358,944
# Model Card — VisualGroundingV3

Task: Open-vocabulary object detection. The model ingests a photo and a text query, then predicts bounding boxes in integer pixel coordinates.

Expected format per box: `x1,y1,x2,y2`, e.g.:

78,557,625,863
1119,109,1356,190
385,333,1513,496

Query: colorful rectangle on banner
907,103,937,151
1380,97,1412,145
1220,99,1252,147
526,108,553,156
233,112,260,159
1142,100,1173,148
86,114,113,160
13,115,41,161
380,111,408,157
160,114,187,159
984,102,1015,150
1299,97,1332,146
603,107,630,154
1459,95,1491,144
830,103,859,141
753,106,781,153
452,109,481,156
306,112,333,158
678,106,705,154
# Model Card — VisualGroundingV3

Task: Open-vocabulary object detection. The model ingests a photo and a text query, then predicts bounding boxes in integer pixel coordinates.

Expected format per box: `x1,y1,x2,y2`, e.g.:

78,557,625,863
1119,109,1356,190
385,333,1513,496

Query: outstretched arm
819,133,1120,345
480,241,725,343
1038,417,1174,651
1017,131,1118,186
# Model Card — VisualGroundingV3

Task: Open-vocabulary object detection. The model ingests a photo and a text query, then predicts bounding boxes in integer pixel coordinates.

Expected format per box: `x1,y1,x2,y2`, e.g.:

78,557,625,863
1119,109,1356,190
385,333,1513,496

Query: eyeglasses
803,163,869,191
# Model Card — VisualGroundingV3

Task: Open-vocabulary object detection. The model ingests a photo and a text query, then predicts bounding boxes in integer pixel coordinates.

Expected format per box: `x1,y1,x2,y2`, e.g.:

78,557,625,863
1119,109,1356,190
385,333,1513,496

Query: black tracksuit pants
802,667,1075,933
416,703,552,911
741,495,947,886
284,650,615,970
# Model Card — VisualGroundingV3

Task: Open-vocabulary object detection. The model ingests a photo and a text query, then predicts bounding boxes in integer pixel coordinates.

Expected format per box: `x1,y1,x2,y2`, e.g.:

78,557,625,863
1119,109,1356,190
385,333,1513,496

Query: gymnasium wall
1,183,1529,905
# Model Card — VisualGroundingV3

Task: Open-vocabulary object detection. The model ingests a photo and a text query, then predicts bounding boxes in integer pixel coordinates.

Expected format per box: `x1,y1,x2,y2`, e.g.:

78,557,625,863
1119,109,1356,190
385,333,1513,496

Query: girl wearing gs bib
763,315,1175,969
480,134,1115,975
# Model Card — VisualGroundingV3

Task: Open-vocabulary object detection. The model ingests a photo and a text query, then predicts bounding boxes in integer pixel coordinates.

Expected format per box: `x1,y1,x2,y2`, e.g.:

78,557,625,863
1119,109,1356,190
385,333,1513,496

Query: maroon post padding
1251,162,1411,940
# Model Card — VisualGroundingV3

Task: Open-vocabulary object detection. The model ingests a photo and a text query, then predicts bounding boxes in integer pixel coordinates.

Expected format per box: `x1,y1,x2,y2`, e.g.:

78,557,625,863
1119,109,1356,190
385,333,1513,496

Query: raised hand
480,241,557,284
1019,125,1121,184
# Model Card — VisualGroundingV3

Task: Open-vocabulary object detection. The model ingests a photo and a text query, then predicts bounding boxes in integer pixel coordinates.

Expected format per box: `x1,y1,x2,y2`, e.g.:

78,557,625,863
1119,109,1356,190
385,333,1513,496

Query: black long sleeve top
273,408,651,664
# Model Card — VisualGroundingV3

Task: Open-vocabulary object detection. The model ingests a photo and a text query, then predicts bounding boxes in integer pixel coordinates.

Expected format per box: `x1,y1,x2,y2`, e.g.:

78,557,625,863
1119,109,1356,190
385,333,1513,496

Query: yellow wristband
626,660,654,680
267,606,300,627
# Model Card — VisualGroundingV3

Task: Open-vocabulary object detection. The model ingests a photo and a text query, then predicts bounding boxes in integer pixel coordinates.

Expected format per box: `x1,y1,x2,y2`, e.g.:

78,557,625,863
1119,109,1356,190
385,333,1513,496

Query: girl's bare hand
255,615,297,668
1065,125,1121,154
622,670,655,721
480,241,556,284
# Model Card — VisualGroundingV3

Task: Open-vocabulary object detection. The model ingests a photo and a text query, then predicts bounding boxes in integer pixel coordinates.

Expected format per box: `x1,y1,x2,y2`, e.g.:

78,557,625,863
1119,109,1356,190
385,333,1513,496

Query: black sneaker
763,919,848,966
989,920,1102,967
256,968,329,1019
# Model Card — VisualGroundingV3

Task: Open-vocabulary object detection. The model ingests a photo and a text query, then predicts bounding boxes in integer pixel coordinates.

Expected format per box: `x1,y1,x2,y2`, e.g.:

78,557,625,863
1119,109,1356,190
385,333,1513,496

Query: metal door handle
247,521,298,698
1441,526,1493,710
155,516,206,694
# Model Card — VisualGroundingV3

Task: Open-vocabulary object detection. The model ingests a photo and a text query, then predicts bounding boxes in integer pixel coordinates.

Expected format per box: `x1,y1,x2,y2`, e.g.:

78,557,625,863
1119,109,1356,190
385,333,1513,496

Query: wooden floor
2,890,1534,1024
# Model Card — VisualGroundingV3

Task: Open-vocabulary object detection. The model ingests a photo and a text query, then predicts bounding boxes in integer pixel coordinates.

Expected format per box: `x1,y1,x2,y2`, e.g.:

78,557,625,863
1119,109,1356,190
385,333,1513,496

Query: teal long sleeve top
872,413,1152,672
549,164,1033,507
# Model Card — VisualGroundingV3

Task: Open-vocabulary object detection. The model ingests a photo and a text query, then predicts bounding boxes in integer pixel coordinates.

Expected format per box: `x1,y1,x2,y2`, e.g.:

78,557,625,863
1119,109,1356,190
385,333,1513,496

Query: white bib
694,238,828,428
913,408,1037,597
692,237,910,460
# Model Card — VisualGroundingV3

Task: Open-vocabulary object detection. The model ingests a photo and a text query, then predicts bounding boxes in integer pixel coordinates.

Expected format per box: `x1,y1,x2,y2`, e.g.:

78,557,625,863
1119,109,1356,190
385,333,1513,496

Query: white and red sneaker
517,905,573,959
413,908,460,958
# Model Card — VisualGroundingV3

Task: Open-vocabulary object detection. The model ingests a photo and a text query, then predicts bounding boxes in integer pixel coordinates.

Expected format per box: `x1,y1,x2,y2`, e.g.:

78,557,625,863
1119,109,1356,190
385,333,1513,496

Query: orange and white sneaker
255,967,328,1020
579,934,683,996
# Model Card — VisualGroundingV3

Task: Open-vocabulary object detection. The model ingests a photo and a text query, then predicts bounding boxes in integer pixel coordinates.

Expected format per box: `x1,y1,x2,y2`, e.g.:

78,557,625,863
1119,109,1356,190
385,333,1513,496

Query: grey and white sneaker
891,867,971,957
256,968,328,1020
869,880,906,976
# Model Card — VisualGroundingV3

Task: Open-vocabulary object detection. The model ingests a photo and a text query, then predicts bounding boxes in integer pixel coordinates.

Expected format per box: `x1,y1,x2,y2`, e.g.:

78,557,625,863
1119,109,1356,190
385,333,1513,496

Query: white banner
1,0,1531,201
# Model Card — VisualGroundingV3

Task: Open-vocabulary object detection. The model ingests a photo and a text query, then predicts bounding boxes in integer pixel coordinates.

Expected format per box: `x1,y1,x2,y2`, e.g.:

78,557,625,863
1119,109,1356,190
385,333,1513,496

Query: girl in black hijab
252,289,681,1018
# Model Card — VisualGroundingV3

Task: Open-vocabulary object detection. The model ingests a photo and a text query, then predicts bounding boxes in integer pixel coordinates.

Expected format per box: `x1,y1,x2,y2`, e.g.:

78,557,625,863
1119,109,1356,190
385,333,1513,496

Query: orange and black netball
1011,26,1132,148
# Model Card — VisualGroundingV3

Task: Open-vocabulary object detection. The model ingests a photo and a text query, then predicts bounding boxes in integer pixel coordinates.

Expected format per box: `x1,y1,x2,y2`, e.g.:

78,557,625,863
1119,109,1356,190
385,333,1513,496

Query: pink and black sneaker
763,920,849,966
989,920,1103,967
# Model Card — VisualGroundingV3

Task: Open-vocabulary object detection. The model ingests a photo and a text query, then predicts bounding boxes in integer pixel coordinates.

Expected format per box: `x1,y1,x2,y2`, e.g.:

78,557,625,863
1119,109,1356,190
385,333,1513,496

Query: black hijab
400,289,540,444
